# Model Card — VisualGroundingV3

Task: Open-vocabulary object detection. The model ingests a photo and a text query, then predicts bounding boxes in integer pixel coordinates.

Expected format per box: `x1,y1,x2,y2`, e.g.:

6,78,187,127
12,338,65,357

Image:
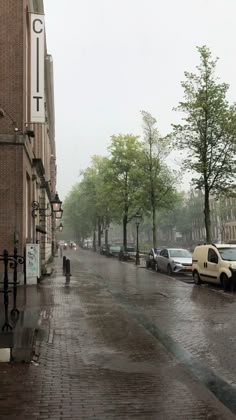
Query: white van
192,244,236,291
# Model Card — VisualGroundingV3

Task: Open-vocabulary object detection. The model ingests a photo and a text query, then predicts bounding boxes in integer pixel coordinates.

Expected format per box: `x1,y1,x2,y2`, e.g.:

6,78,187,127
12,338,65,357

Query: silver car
145,248,162,270
156,248,192,275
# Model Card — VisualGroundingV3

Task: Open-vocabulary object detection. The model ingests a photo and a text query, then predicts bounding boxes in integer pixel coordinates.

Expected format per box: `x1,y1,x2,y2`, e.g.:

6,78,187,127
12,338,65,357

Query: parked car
156,248,192,275
100,244,108,255
108,244,122,257
192,243,236,291
119,245,136,261
145,248,162,270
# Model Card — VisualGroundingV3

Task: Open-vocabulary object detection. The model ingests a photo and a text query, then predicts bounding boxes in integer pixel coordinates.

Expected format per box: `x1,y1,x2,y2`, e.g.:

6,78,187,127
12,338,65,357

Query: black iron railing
0,248,25,331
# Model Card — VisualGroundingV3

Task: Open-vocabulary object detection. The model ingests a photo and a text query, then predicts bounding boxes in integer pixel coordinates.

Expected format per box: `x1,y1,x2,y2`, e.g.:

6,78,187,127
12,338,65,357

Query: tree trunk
123,214,128,250
93,230,96,251
98,221,102,247
152,206,156,247
105,228,109,251
204,189,211,243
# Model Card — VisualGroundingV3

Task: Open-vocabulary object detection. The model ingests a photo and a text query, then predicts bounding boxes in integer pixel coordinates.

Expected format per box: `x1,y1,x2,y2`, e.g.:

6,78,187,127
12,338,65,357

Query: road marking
48,329,54,344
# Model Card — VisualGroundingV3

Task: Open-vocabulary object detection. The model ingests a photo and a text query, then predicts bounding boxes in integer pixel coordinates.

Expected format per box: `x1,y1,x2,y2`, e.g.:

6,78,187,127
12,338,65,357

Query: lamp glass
134,212,142,225
55,209,63,219
51,192,62,212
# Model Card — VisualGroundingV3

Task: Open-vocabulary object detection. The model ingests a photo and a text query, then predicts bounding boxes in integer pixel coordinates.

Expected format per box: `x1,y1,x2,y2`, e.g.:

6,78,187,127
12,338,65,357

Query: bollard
63,256,66,275
65,258,71,283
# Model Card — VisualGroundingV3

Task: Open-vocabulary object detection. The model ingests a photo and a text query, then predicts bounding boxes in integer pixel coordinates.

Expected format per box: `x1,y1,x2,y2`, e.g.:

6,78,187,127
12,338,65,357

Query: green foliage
140,111,176,207
173,46,236,241
175,191,204,235
62,156,110,242
157,191,204,243
63,183,94,242
157,192,184,231
107,134,144,223
173,46,236,193
139,110,177,246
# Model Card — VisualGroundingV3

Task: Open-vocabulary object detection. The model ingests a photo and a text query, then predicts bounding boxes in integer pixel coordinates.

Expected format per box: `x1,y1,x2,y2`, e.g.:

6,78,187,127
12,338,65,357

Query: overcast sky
44,0,236,199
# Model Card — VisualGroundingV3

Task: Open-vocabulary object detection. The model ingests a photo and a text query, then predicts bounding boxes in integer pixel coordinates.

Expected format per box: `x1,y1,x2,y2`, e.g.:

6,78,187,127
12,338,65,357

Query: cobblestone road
0,248,235,419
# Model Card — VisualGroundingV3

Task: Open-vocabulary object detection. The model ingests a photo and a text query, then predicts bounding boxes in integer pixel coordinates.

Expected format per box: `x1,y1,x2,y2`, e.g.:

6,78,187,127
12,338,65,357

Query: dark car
119,245,136,261
145,247,162,270
100,244,108,255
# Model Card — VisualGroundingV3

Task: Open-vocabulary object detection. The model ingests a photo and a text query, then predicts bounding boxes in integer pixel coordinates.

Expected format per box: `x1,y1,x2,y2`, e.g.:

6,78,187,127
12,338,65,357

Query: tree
173,46,236,242
140,110,176,247
63,182,95,245
89,156,113,248
156,192,187,244
107,134,143,250
67,156,114,249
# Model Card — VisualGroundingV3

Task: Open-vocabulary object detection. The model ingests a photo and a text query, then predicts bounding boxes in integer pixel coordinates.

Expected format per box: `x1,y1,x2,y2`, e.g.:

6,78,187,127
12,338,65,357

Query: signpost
26,244,40,282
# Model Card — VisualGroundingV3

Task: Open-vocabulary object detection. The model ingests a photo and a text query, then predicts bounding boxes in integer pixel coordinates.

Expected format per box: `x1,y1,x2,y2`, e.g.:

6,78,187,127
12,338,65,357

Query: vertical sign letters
30,14,45,123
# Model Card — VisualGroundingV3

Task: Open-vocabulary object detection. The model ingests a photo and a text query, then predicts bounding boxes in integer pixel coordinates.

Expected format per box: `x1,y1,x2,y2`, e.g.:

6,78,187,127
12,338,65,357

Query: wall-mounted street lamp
134,211,142,265
32,192,63,218
55,209,63,219
57,222,63,232
51,192,62,213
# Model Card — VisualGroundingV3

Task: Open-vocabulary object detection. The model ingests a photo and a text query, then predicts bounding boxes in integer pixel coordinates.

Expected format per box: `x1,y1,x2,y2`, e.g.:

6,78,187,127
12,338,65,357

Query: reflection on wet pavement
0,249,235,419
76,250,236,414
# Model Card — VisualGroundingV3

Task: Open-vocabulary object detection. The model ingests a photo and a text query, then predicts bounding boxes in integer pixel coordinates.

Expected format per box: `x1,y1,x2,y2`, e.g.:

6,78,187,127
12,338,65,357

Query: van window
218,247,236,261
208,249,218,264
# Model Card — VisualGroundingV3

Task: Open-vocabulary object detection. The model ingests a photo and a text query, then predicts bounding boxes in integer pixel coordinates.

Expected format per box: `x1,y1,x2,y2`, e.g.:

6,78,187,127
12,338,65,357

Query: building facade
155,189,236,248
190,191,236,244
0,0,58,273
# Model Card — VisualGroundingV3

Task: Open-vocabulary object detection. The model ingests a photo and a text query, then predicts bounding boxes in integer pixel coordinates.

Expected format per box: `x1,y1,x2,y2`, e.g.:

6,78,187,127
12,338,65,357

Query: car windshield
218,248,236,261
169,249,192,258
110,246,121,251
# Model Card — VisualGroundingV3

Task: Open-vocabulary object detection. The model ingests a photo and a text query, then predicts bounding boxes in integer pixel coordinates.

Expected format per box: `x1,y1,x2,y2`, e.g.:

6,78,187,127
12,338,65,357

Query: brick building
0,0,59,273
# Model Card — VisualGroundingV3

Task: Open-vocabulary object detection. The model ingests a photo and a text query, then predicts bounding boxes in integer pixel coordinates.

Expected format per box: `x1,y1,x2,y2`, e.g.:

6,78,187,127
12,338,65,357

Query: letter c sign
33,18,43,34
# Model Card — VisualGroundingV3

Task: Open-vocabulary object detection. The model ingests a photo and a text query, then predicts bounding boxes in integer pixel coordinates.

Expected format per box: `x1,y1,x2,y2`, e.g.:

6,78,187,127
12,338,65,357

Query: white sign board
30,13,45,123
26,244,40,278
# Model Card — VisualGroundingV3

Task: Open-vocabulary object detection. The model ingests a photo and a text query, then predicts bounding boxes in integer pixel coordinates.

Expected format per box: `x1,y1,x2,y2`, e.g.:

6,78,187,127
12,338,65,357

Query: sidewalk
0,252,234,419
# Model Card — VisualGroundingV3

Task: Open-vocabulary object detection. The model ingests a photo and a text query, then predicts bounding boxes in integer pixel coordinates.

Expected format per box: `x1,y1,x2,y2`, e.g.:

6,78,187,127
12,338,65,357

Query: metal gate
0,248,25,331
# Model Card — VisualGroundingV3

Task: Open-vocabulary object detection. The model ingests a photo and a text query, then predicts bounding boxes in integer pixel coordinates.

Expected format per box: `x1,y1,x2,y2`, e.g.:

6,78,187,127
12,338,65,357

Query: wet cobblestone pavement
0,249,235,419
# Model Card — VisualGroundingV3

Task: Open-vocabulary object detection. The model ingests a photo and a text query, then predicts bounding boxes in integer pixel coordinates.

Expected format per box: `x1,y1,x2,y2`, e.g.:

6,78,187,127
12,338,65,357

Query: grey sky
44,0,236,199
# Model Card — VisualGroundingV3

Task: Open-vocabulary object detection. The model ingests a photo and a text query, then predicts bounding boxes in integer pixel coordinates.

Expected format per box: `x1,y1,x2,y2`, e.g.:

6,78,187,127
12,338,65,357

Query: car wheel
193,271,201,285
167,265,173,276
230,277,236,292
155,262,160,272
145,261,149,269
221,273,230,292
